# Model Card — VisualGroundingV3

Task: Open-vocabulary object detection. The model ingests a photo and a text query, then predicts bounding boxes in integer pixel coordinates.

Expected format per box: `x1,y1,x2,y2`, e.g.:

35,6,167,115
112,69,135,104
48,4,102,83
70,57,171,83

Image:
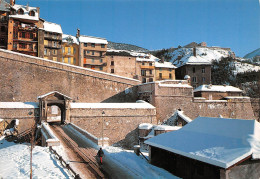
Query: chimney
76,28,80,38
161,56,165,63
193,47,196,57
10,0,14,6
37,7,40,17
26,3,29,11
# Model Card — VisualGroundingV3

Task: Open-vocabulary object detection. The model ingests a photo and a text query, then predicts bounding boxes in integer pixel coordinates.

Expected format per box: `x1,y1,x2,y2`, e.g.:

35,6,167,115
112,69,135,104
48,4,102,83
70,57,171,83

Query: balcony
83,62,107,67
44,44,61,49
140,65,155,69
44,35,62,41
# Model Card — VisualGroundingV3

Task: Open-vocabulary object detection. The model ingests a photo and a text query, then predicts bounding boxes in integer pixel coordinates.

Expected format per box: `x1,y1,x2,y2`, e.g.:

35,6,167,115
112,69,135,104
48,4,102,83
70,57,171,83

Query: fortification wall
251,98,260,122
0,49,140,102
69,107,156,149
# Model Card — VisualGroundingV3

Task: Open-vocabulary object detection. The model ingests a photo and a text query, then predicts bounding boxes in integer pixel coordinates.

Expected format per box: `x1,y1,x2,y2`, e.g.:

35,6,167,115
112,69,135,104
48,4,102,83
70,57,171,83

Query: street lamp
102,111,105,147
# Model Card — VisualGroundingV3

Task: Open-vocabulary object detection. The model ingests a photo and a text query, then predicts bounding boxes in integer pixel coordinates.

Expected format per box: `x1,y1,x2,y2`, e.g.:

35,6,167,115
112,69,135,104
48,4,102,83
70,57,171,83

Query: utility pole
102,111,105,147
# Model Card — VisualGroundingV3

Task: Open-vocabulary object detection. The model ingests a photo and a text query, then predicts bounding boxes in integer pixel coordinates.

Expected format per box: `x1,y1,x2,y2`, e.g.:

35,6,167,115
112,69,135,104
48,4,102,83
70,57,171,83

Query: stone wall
69,106,156,149
251,98,260,122
138,81,256,123
0,49,140,102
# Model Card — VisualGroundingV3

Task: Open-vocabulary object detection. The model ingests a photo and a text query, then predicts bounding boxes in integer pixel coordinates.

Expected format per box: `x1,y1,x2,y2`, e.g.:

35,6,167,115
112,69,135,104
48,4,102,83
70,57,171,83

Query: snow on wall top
78,35,108,44
43,21,63,34
0,102,39,108
170,47,230,67
139,123,153,130
154,125,181,131
37,91,71,99
177,110,192,123
62,34,79,45
10,4,39,21
145,117,260,169
70,102,155,109
194,85,242,93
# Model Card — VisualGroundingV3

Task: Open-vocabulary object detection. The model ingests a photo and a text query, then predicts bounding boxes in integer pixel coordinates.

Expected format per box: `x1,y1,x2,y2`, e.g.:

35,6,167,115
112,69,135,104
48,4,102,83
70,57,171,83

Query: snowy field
0,137,73,178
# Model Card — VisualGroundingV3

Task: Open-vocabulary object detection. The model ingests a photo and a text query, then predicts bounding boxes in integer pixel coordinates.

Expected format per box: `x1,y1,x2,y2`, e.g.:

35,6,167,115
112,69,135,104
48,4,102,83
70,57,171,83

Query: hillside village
0,0,260,179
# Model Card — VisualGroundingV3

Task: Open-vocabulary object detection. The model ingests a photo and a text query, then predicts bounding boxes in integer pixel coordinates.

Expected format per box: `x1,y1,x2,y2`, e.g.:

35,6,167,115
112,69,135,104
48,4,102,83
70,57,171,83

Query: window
100,52,103,56
53,41,57,47
29,44,33,50
202,67,205,73
91,43,95,47
84,43,87,47
44,49,47,55
142,78,146,83
149,70,152,74
17,8,24,15
192,77,197,82
87,51,90,54
111,61,114,66
149,78,153,82
193,67,196,73
111,69,114,73
202,77,205,83
141,70,146,76
99,67,103,71
159,68,162,71
1,26,5,32
149,63,152,66
142,62,145,65
159,73,162,79
30,33,33,39
19,43,26,49
169,73,172,79
100,59,103,63
68,47,71,54
101,44,105,48
25,32,30,38
91,58,95,63
169,69,172,72
13,43,17,49
73,48,76,54
74,58,76,65
92,51,95,55
68,57,71,64
62,47,65,53
53,50,56,55
21,32,25,38
29,10,35,16
62,57,64,63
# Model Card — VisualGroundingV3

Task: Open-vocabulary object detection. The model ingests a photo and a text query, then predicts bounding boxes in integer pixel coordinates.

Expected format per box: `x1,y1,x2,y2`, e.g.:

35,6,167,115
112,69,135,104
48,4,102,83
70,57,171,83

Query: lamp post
102,111,105,147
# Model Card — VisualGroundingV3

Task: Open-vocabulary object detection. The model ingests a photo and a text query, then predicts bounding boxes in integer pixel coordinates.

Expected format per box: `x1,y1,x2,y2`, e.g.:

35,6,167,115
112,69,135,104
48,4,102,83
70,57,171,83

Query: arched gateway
38,91,71,124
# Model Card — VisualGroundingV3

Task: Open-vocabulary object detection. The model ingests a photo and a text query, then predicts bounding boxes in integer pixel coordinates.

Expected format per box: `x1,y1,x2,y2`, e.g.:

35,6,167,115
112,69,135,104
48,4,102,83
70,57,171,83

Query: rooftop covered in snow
10,4,39,21
145,117,260,169
155,62,176,69
194,85,242,93
78,35,108,44
0,102,39,108
62,34,79,45
43,21,63,34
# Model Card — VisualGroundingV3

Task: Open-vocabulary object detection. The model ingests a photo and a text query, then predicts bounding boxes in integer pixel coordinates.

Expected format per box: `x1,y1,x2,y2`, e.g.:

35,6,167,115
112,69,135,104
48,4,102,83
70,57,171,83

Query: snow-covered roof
62,34,79,45
43,21,62,34
155,62,176,69
10,4,39,21
0,102,38,108
154,125,181,131
139,123,153,130
145,117,260,169
158,83,192,88
170,47,229,67
78,35,108,44
176,110,192,123
70,102,155,109
37,91,72,100
194,85,242,93
0,0,10,12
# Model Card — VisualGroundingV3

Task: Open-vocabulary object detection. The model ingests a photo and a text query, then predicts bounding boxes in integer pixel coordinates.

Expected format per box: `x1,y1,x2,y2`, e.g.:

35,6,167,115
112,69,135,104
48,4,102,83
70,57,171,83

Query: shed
145,117,260,179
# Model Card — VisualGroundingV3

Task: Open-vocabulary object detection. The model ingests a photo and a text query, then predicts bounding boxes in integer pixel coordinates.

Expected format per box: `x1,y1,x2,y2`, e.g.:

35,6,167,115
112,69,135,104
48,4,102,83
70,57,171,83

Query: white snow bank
44,21,63,34
0,139,73,178
194,85,242,92
78,35,108,44
70,102,155,109
154,125,181,131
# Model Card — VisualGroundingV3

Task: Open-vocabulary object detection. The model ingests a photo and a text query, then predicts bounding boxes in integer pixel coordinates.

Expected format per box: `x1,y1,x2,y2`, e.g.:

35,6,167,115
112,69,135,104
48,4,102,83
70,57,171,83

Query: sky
17,0,260,57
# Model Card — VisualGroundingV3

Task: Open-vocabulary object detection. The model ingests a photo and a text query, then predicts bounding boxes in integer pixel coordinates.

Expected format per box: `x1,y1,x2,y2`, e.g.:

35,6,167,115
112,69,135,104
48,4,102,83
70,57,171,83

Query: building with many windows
61,34,79,65
77,29,108,71
155,61,176,81
6,3,42,57
0,0,12,49
42,21,62,61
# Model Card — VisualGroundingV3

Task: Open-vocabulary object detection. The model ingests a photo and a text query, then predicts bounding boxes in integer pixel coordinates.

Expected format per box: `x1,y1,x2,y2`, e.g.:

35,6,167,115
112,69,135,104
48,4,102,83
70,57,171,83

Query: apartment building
136,55,156,83
61,34,79,65
77,29,108,71
0,0,11,49
6,4,41,57
155,61,176,81
42,21,62,61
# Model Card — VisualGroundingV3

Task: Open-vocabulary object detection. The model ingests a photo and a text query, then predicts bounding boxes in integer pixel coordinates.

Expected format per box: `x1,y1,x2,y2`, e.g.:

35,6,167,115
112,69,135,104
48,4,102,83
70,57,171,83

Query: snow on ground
232,61,260,74
0,138,73,178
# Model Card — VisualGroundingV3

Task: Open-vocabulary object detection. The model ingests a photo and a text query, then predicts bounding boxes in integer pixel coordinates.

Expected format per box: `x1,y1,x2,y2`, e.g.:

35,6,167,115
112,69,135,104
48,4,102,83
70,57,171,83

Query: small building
164,109,192,127
155,61,176,81
194,84,243,100
61,34,79,66
145,117,260,179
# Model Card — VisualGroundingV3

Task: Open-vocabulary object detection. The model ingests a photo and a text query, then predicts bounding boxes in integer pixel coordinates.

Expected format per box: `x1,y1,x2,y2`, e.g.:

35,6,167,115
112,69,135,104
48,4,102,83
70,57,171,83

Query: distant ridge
244,48,260,59
108,41,148,52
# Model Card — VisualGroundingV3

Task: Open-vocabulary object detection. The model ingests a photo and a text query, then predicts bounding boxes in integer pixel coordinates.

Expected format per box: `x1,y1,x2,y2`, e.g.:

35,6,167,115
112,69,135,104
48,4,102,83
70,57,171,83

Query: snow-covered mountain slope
170,47,233,67
244,48,260,59
232,61,260,74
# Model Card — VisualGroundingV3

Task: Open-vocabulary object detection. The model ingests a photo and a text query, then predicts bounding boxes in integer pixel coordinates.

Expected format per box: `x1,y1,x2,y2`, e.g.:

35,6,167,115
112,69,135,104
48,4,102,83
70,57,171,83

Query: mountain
108,41,148,52
244,48,260,59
